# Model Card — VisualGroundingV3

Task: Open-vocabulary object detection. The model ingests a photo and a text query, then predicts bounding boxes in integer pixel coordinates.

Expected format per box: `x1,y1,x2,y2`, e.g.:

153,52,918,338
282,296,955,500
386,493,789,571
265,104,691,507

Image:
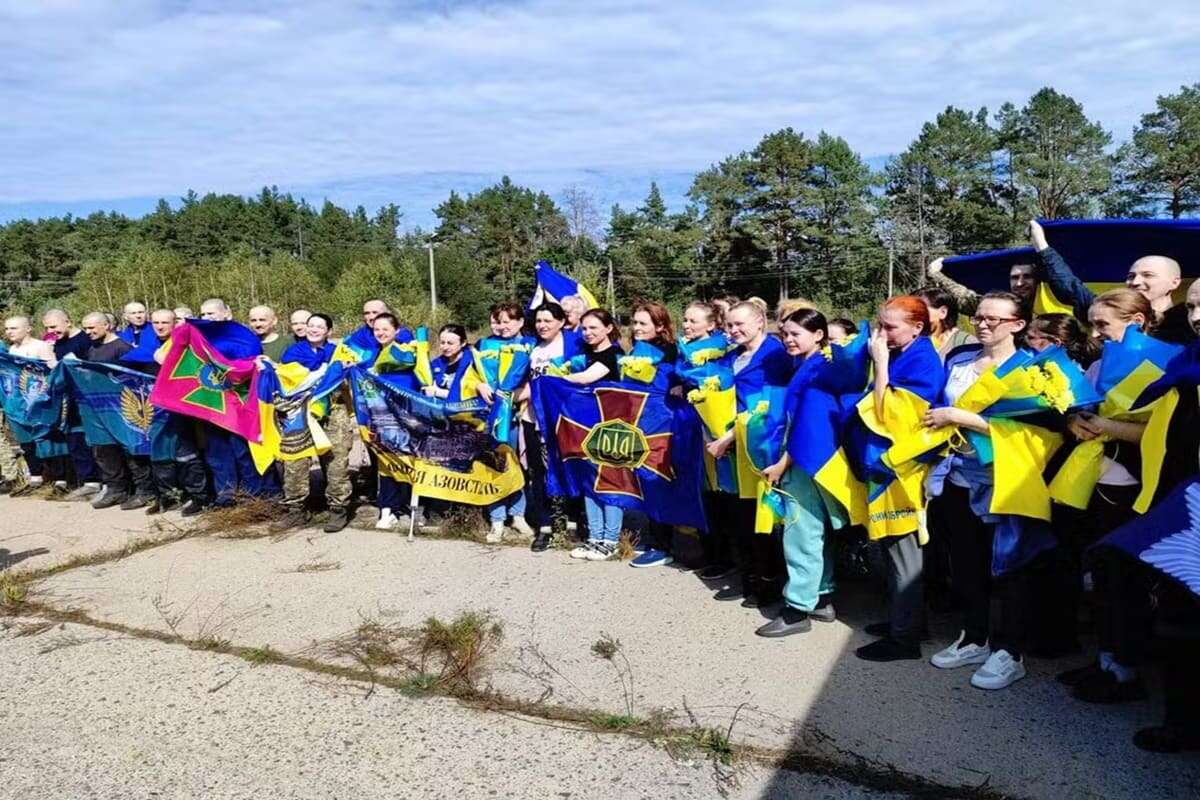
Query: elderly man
1031,219,1193,344
249,305,288,361
78,312,158,510
559,295,588,331
117,301,150,347
193,298,278,507
289,309,312,342
40,309,102,499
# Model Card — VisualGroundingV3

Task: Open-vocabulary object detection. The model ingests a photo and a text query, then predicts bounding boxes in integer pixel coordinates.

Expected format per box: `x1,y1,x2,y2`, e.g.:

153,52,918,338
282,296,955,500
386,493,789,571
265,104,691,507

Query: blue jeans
488,490,526,523
780,467,842,612
205,425,279,505
584,496,623,544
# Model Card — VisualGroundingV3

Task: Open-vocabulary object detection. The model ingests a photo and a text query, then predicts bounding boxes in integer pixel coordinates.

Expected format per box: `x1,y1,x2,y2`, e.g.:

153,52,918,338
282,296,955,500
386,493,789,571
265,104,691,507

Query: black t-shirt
85,337,133,364
1157,303,1196,346
585,344,623,379
654,341,679,364
54,330,92,361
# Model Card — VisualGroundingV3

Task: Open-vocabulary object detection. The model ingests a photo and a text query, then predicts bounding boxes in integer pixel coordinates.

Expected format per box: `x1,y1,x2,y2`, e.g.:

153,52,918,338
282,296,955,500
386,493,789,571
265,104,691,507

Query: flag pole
408,491,420,543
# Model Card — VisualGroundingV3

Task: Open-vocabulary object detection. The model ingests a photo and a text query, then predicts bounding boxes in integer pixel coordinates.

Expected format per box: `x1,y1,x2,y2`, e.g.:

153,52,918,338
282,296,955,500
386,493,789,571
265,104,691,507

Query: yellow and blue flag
528,260,599,310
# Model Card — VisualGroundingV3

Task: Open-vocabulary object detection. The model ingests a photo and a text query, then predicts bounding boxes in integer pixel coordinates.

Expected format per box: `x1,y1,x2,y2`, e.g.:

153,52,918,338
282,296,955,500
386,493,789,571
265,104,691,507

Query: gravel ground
0,621,898,800
6,496,1200,799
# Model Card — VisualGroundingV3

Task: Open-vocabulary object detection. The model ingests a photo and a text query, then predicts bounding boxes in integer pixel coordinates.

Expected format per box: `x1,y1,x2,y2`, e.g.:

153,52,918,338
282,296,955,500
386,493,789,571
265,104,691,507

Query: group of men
0,298,390,522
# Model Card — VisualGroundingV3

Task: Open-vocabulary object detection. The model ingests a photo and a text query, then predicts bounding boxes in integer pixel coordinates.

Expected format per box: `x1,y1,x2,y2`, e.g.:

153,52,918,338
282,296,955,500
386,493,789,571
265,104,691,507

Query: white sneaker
486,521,505,544
375,508,397,530
510,515,535,537
970,649,1026,690
569,543,595,559
53,480,68,491
931,632,992,670
538,525,552,535
28,475,44,487
566,520,578,532
584,542,616,562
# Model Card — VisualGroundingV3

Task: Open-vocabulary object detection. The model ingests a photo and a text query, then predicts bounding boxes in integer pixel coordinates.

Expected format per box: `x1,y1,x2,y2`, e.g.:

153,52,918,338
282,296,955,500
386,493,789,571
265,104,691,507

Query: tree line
2,84,1197,328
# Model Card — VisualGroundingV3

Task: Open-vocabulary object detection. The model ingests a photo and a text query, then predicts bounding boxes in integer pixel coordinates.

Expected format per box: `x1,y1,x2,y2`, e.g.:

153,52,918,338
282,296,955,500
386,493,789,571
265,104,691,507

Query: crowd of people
2,220,1198,754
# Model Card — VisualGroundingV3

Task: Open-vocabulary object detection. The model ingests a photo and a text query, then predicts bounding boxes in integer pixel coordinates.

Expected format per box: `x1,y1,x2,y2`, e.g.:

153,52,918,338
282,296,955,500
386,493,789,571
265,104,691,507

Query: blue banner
63,359,172,459
1097,477,1200,598
0,351,65,444
531,375,708,531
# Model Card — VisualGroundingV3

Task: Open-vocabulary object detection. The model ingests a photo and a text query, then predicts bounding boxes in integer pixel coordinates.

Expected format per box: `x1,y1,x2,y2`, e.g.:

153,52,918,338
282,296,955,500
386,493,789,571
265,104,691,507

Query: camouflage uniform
282,402,354,510
0,410,29,487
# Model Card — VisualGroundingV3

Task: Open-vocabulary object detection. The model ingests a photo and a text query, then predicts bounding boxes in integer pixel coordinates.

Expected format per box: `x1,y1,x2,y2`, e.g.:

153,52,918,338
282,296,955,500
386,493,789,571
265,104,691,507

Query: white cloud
1,0,1198,205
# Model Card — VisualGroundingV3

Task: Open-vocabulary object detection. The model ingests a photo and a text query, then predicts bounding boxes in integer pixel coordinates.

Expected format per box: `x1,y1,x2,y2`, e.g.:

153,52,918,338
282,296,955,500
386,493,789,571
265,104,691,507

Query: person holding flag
117,302,150,348
475,301,536,544
272,313,354,533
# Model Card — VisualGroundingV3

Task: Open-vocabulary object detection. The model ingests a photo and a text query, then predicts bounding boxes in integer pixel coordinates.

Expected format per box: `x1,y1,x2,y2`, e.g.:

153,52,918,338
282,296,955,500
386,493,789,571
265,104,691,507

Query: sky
2,0,1198,229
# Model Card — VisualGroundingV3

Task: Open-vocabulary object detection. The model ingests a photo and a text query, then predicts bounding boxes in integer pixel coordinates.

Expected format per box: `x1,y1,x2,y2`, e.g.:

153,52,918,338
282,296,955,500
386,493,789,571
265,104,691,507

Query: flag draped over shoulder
248,360,348,474
63,359,173,460
0,352,65,445
472,336,532,445
1097,477,1200,598
1049,327,1183,509
528,260,599,310
150,322,262,441
350,368,524,506
532,375,707,531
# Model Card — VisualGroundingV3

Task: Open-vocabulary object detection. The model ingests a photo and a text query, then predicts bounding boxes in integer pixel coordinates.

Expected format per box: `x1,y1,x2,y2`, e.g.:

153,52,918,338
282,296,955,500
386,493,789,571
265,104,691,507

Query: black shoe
698,563,736,581
855,637,921,662
180,498,206,517
147,495,181,515
120,494,154,511
740,593,761,609
864,621,890,638
323,508,350,533
810,596,836,623
530,533,552,552
269,508,309,533
0,481,10,496
713,585,744,602
756,606,812,638
1072,670,1147,704
1134,725,1200,753
92,490,129,510
1056,662,1103,687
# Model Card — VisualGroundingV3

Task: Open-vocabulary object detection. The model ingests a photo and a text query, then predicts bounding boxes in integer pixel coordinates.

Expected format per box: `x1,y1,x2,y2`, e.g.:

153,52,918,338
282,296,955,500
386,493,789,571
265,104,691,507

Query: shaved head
1126,255,1183,311
200,298,231,321
248,305,278,337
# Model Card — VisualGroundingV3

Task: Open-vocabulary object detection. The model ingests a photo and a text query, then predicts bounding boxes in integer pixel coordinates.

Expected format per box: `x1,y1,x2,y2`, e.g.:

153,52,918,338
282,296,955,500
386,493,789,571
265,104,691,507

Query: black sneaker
1056,662,1103,687
146,496,181,515
740,593,761,609
756,606,812,638
1072,670,1147,704
863,621,932,641
712,584,744,602
92,490,129,510
530,533,552,552
855,638,921,662
323,507,350,533
180,498,207,517
269,507,309,533
698,563,736,581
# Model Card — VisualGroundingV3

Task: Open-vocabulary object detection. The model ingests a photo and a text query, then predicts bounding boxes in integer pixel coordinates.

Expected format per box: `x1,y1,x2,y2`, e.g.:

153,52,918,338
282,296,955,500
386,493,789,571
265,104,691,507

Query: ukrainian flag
528,260,599,310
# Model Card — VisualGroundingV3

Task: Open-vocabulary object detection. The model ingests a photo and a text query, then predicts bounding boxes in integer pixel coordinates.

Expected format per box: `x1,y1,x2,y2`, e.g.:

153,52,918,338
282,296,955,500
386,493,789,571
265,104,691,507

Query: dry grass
283,557,343,574
200,497,288,539
615,530,637,561
0,571,28,614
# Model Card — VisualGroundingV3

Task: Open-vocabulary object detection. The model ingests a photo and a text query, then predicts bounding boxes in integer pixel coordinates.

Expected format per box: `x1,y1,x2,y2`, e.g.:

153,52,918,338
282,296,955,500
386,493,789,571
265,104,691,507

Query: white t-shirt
732,350,753,375
944,359,984,488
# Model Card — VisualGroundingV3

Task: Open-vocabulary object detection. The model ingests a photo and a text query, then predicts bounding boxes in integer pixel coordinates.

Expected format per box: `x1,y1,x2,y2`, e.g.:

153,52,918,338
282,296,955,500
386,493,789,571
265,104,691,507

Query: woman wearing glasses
922,292,1042,690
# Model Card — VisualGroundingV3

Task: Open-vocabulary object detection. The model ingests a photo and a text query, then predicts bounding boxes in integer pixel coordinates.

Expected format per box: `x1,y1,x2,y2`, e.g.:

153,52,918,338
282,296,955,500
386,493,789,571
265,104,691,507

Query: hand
669,385,684,398
476,383,495,405
421,385,439,397
923,407,959,429
1029,219,1049,252
927,257,944,275
761,458,787,485
1068,412,1104,441
706,433,734,459
868,325,890,365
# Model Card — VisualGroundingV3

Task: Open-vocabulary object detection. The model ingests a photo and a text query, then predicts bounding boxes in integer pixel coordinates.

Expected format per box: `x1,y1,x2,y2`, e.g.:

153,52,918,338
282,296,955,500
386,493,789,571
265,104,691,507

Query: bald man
289,309,311,342
39,309,103,499
4,316,55,365
117,301,150,347
1032,220,1194,344
0,333,33,494
199,298,232,321
249,305,288,361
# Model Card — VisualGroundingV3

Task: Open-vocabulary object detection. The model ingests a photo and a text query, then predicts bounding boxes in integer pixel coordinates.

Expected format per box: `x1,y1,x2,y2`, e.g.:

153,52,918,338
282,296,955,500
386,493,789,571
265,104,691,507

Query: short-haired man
0,318,51,494
1186,279,1200,337
1031,219,1193,344
199,298,232,321
40,309,103,499
289,309,311,342
118,301,150,347
249,305,288,362
80,312,157,510
926,258,1042,316
173,307,193,325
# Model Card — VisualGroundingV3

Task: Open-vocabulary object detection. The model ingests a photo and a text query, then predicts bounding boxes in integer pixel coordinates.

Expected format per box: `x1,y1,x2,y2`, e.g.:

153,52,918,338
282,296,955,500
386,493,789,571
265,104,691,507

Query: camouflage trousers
282,403,354,510
0,411,28,483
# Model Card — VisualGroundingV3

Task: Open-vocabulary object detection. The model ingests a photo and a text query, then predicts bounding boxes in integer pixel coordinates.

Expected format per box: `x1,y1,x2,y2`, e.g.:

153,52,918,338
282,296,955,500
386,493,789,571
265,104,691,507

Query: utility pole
606,258,615,314
297,218,305,261
427,242,437,314
887,240,895,297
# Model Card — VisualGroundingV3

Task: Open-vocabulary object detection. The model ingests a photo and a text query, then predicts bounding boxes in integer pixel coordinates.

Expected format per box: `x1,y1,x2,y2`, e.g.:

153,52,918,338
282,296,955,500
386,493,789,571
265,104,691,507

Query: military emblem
120,386,155,433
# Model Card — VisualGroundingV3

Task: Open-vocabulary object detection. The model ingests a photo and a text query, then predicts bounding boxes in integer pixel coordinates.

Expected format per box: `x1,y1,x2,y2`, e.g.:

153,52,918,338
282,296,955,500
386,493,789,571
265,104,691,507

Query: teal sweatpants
780,466,844,612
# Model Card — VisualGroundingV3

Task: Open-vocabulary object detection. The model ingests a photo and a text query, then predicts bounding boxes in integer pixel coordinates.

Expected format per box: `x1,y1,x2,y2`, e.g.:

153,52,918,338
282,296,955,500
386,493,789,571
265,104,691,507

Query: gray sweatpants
876,532,925,646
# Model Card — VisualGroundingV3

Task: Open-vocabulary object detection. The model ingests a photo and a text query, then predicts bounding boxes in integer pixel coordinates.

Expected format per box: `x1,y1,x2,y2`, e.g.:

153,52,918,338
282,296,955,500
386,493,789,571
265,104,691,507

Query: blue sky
2,1,1198,230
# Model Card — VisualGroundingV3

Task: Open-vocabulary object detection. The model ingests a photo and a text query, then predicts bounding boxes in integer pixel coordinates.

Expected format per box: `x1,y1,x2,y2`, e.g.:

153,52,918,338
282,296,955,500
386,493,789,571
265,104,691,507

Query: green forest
3,84,1198,329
